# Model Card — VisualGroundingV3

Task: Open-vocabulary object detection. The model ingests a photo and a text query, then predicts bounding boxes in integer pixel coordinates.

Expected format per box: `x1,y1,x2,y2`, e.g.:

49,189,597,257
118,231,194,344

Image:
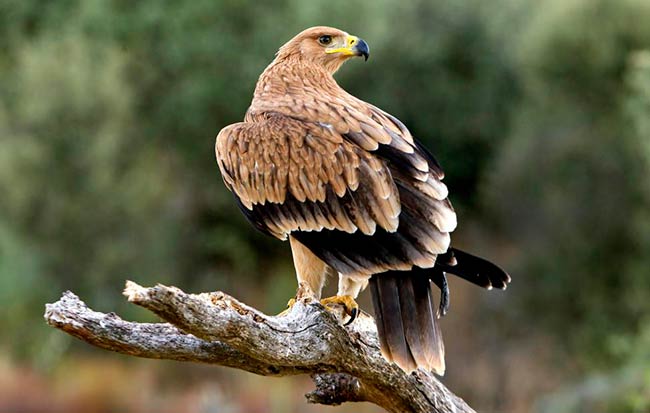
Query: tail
369,271,445,375
436,248,511,290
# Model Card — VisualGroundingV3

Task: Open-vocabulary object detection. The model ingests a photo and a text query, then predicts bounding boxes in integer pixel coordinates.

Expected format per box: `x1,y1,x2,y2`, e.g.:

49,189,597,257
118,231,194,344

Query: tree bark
44,281,475,413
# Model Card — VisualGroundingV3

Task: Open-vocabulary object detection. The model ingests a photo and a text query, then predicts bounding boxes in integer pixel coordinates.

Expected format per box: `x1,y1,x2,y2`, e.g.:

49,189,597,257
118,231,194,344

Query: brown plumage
215,26,510,375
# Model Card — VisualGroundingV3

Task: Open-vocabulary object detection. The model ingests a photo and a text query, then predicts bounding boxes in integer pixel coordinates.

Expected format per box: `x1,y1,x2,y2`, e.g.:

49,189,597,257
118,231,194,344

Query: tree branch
44,281,475,413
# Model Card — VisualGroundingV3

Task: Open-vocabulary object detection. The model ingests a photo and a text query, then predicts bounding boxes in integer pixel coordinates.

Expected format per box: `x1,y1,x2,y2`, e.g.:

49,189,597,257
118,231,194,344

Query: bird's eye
318,35,332,45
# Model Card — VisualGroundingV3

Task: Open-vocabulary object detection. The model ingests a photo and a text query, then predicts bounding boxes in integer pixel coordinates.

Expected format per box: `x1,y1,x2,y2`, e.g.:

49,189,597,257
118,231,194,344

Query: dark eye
318,35,332,45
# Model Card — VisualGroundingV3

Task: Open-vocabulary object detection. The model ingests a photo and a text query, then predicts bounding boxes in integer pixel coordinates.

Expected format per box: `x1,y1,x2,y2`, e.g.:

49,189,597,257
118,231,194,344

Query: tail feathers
408,273,445,372
370,273,445,375
371,274,416,371
437,248,511,290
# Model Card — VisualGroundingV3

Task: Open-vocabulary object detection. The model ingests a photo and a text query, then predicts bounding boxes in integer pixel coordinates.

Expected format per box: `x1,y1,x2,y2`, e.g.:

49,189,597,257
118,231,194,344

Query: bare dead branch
44,281,475,413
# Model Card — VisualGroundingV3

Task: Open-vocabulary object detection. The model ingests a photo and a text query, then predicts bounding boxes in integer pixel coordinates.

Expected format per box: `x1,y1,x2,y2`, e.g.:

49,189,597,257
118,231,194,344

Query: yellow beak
326,35,370,60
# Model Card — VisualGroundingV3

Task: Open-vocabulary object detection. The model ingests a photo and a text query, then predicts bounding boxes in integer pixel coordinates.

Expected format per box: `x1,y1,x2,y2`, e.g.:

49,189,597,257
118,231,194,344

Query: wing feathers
360,121,392,145
437,248,512,290
345,131,379,151
218,81,458,275
215,115,400,239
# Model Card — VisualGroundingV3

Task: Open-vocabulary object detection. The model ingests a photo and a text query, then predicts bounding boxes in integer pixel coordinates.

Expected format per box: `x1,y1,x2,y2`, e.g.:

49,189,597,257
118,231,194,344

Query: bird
215,26,510,375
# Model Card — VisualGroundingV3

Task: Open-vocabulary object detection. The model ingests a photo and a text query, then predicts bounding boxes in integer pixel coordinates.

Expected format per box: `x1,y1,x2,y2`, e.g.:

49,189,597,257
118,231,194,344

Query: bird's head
276,26,370,74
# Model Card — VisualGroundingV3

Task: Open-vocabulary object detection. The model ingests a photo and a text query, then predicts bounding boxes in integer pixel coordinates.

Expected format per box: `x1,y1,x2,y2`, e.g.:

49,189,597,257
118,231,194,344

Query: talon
320,295,360,325
278,297,297,316
432,271,450,318
344,307,359,326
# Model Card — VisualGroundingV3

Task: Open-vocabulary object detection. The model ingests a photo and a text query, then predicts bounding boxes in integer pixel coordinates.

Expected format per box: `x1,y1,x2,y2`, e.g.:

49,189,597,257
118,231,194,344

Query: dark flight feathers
368,249,510,374
438,248,511,290
370,271,445,374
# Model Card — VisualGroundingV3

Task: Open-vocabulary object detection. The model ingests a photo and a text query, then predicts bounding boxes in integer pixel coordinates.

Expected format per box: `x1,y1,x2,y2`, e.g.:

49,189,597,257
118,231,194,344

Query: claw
344,307,359,326
320,295,360,325
431,271,450,318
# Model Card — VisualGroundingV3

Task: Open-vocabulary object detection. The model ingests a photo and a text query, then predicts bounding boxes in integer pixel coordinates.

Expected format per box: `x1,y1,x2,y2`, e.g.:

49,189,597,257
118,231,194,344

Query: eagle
215,26,510,375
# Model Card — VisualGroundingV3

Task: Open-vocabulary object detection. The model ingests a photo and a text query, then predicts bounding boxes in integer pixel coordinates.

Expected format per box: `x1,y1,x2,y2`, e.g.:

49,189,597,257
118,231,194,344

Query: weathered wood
44,281,475,413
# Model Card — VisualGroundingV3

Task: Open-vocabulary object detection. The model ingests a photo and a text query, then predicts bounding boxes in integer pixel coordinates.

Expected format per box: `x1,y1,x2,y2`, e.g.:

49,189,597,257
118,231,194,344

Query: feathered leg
289,235,328,298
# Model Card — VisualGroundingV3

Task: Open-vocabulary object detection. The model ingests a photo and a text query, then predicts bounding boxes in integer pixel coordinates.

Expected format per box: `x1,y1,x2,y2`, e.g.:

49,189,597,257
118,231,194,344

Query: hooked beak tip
353,38,370,61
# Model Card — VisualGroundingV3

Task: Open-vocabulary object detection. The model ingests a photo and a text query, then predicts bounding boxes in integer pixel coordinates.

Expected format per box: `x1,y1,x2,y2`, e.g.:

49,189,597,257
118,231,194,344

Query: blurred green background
1,0,649,412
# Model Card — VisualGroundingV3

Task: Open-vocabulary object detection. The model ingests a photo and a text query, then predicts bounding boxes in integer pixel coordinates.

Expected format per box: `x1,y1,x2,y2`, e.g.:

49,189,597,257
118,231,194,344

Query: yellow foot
278,298,296,316
320,295,359,326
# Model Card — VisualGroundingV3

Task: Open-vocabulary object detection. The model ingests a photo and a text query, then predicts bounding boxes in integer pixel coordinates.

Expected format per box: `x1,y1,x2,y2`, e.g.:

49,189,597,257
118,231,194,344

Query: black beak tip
355,38,370,61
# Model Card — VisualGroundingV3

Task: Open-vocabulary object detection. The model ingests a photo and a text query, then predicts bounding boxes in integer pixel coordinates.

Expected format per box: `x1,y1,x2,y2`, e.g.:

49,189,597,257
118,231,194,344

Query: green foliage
537,321,650,413
625,50,650,167
484,0,650,367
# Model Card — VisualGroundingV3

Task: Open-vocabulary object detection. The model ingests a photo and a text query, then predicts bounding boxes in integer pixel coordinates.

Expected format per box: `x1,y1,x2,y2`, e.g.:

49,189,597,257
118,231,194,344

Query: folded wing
216,114,400,240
